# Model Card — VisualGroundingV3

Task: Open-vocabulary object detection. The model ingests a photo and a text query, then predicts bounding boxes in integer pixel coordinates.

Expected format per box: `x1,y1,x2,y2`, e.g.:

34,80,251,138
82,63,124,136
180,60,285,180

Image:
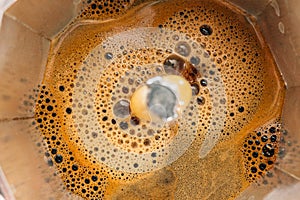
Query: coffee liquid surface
34,0,285,199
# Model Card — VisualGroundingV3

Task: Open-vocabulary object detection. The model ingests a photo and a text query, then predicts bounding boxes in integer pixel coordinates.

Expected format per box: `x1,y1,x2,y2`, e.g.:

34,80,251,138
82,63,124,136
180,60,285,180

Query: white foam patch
73,27,227,173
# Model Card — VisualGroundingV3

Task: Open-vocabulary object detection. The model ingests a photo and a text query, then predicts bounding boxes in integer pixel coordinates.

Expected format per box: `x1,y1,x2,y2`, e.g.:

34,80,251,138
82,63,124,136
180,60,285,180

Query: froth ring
72,27,227,173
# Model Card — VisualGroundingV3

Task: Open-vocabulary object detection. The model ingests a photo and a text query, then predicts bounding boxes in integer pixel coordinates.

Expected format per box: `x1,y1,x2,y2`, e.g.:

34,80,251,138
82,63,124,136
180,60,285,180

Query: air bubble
270,135,277,142
54,154,63,163
151,152,157,157
47,105,53,111
200,79,208,87
147,129,155,136
175,41,191,57
82,109,88,115
51,148,57,154
200,24,213,36
122,86,129,94
59,86,65,91
119,121,128,130
104,52,113,60
190,56,200,66
91,176,98,182
262,144,275,157
261,135,268,142
259,163,266,170
269,127,276,133
133,163,139,168
72,164,78,171
250,166,257,173
128,78,134,85
163,54,185,74
238,106,244,113
147,84,177,121
47,159,53,167
113,100,130,118
66,107,72,114
130,116,140,126
191,83,200,96
172,34,179,41
92,132,98,138
196,96,205,105
220,98,226,104
252,152,258,158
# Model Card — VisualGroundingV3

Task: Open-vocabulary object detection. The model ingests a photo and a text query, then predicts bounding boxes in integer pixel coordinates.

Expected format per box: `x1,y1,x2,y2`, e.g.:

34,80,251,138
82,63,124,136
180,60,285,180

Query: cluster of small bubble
31,0,283,199
21,88,79,200
78,0,133,20
241,120,281,182
255,129,300,187
96,61,178,154
34,83,142,199
159,7,266,139
69,24,229,172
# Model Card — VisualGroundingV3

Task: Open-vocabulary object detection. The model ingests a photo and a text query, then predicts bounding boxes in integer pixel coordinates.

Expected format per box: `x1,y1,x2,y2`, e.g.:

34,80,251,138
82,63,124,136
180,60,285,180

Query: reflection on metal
278,21,285,34
270,0,280,16
0,0,17,28
0,167,15,200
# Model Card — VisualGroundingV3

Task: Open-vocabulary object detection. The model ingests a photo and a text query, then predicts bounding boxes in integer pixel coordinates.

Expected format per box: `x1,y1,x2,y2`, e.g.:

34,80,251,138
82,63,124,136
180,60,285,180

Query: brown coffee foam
33,0,285,199
72,27,214,173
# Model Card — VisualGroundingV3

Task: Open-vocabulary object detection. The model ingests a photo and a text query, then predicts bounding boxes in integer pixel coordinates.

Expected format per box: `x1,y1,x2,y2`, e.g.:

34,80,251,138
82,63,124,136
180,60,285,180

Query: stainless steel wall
0,1,299,199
